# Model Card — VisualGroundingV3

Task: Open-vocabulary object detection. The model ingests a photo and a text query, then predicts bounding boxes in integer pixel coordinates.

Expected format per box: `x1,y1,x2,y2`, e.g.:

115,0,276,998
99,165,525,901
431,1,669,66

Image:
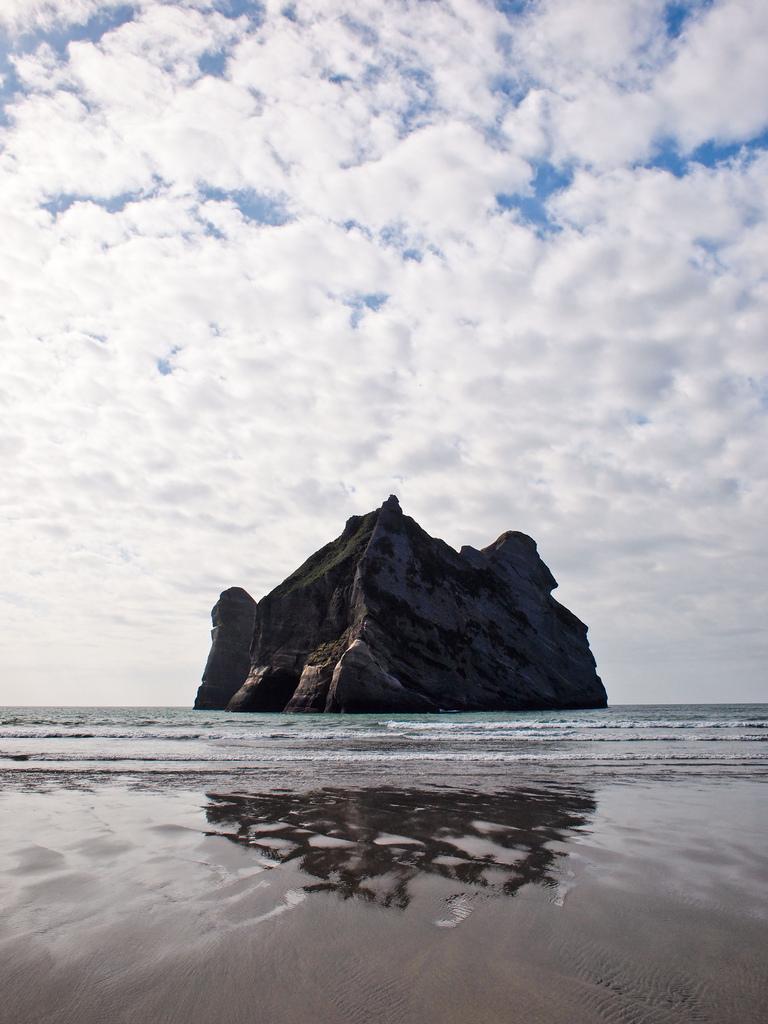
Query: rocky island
194,495,606,713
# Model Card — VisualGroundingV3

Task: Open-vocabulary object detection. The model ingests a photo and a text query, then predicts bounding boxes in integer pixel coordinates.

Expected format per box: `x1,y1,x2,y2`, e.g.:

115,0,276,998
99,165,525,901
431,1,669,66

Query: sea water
2,703,766,786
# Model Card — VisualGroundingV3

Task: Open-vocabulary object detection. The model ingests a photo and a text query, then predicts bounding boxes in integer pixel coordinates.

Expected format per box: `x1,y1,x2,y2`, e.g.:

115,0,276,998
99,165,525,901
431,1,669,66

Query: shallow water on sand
1,771,766,1024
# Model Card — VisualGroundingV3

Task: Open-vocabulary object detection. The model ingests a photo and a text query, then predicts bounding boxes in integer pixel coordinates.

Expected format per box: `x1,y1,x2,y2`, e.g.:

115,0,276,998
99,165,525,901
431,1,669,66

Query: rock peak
194,502,606,713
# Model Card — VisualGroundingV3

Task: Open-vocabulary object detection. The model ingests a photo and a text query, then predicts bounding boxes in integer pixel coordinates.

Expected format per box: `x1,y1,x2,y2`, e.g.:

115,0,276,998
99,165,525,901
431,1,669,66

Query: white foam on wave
9,748,768,765
5,723,765,742
382,718,768,731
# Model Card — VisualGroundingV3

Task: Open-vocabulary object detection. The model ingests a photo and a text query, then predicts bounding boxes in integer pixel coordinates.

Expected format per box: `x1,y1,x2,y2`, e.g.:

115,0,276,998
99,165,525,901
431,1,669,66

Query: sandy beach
1,768,766,1024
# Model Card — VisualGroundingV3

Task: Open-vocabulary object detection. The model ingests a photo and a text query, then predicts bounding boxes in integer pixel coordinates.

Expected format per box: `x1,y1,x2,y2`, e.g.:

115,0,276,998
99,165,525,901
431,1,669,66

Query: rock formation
193,495,606,713
194,587,257,710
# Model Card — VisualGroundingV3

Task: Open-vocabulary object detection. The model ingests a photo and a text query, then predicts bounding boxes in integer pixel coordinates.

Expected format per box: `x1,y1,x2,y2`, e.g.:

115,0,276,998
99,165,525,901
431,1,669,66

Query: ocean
2,702,766,786
2,704,767,1023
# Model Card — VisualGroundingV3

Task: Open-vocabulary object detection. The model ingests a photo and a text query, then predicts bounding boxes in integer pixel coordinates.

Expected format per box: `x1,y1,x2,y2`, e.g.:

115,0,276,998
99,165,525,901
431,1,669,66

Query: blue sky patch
41,191,144,217
693,131,768,165
379,223,424,263
156,346,182,376
345,292,389,328
530,161,572,196
663,1,714,39
0,56,23,125
489,74,526,103
197,216,227,240
379,223,407,247
496,160,571,232
645,128,768,177
211,0,265,24
202,187,292,226
342,219,373,239
664,3,692,38
198,49,227,77
494,1,531,18
340,16,379,48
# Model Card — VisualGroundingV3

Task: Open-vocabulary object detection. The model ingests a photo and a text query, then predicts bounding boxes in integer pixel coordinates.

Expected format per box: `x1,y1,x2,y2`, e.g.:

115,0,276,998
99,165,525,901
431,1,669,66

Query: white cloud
0,0,124,33
513,0,668,86
657,0,768,150
0,0,766,706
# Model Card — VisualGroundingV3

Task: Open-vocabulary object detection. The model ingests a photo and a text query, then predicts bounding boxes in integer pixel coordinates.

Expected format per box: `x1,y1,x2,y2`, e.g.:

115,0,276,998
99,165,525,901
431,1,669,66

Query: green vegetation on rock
272,511,378,597
305,634,352,667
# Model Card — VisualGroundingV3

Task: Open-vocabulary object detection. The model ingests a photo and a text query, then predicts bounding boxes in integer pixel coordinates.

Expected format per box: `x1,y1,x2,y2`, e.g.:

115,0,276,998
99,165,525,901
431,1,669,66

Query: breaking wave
1,704,766,776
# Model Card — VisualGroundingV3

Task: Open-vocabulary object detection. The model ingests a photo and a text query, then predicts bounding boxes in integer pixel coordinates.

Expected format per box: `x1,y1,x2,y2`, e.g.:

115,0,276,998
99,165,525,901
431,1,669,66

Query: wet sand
1,775,766,1024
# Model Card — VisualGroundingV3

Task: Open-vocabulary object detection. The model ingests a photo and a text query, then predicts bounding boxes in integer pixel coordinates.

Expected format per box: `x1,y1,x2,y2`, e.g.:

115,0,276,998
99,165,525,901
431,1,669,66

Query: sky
0,0,766,707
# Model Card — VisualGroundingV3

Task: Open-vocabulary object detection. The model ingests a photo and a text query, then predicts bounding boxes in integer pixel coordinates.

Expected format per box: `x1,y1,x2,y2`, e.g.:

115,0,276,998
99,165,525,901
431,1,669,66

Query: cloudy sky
0,0,766,707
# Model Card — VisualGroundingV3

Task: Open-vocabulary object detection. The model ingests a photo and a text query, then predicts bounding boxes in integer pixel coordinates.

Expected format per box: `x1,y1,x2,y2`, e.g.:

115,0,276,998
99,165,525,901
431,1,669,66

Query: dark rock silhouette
194,495,606,712
204,785,597,910
194,587,257,710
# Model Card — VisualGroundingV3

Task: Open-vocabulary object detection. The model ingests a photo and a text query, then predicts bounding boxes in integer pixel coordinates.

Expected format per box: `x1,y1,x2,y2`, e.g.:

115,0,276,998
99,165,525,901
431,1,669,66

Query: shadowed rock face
204,785,597,911
195,495,607,713
194,588,257,710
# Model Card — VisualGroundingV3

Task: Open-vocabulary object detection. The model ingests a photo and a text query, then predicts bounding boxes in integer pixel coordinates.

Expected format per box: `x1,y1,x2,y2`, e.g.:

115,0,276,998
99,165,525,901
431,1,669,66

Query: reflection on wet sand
205,784,596,910
4,781,767,1024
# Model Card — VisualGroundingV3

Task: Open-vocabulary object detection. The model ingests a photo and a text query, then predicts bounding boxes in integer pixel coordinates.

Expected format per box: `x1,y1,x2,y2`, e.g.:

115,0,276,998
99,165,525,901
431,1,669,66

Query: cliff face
194,496,606,713
194,587,257,710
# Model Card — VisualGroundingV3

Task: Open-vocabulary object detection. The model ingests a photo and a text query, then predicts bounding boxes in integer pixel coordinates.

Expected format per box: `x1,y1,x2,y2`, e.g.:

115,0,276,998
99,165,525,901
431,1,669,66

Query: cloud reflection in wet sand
204,785,596,913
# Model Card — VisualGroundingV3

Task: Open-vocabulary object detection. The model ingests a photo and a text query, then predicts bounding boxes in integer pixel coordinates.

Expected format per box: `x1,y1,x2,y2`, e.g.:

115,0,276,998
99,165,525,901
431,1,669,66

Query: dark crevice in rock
228,668,301,712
